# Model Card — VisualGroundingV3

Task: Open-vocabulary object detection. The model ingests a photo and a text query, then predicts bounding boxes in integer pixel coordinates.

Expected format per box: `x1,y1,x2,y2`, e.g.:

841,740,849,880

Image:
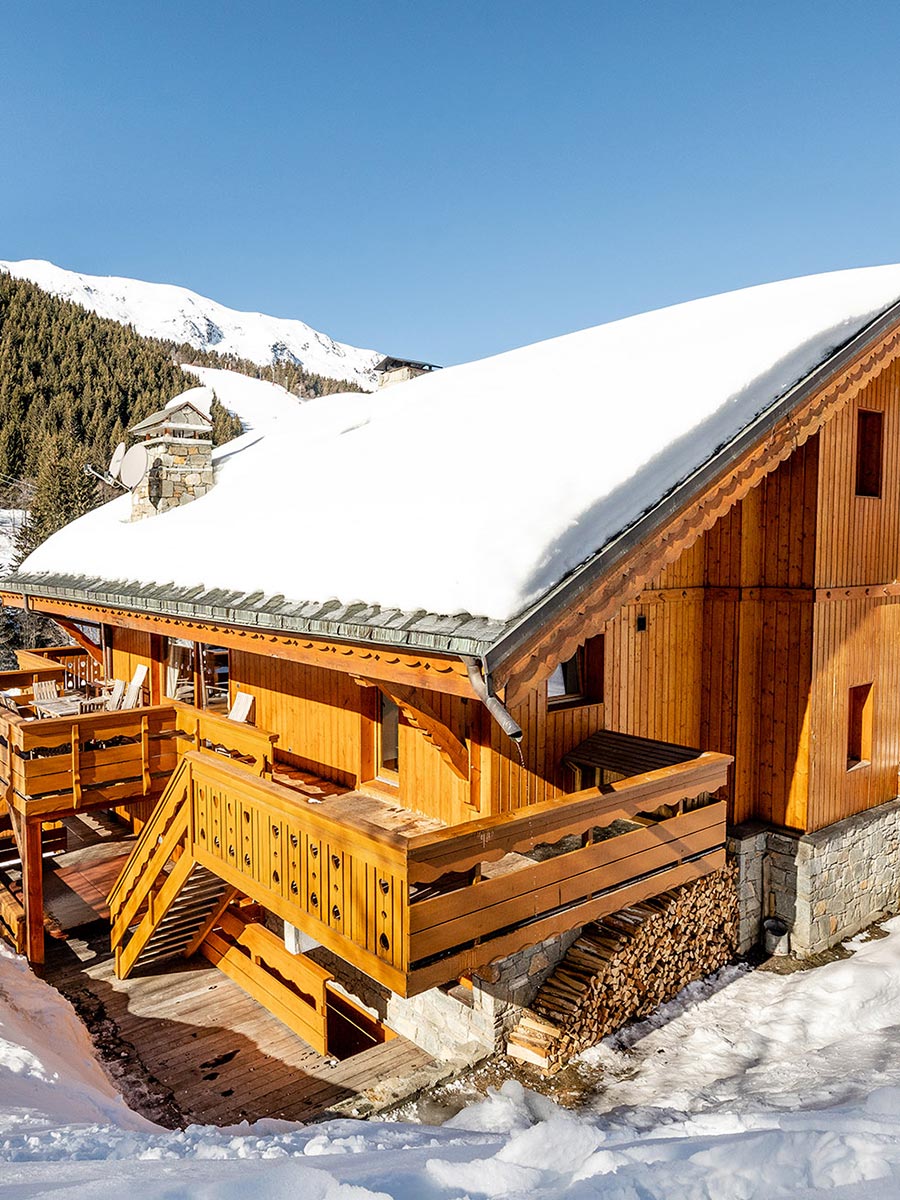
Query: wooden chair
32,679,60,703
227,691,254,724
78,679,127,714
121,665,149,711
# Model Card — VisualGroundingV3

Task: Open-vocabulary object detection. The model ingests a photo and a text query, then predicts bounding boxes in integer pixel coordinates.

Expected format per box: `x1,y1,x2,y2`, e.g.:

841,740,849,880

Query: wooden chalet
373,355,441,388
4,266,900,1074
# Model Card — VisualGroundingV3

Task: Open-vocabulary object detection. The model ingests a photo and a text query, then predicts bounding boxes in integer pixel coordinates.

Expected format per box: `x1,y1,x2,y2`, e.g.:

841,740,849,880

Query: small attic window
547,636,604,708
855,409,883,498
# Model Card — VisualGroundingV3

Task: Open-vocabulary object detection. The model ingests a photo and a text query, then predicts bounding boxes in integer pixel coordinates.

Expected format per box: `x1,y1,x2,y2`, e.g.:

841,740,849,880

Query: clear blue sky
4,2,900,364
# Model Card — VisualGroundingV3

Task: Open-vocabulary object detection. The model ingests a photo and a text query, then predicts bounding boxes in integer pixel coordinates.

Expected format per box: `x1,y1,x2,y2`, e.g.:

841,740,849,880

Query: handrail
171,701,279,777
184,751,408,863
107,756,190,912
405,752,731,877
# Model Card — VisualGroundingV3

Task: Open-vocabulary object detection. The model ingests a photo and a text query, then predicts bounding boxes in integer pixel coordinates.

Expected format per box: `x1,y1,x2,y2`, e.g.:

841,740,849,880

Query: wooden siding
806,597,900,832
603,439,820,829
110,626,153,684
230,652,359,788
490,691,604,813
816,356,900,588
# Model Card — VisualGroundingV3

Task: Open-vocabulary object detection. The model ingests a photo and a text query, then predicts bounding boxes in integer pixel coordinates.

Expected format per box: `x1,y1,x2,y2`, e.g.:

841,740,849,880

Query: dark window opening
847,682,873,770
855,409,884,498
378,693,400,781
164,639,196,703
201,645,230,712
547,636,604,708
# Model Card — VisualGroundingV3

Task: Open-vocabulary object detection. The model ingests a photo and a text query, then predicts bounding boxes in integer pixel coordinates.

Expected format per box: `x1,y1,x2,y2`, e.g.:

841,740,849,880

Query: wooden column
11,809,45,967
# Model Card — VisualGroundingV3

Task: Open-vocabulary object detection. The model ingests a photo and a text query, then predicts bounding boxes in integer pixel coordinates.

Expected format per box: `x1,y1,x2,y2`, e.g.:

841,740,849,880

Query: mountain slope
0,259,380,391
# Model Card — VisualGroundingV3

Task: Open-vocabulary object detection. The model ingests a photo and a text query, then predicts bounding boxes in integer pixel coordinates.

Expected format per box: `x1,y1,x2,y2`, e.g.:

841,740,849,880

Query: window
855,409,884,498
164,639,195,702
547,636,604,708
377,693,400,783
200,645,230,712
847,683,873,770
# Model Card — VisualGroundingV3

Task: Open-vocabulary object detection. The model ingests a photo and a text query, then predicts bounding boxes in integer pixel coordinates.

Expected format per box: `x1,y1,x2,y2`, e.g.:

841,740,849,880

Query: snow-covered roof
12,265,900,660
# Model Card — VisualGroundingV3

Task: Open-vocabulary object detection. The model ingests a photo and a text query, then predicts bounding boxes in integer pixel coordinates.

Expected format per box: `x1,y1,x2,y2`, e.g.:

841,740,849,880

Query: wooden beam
53,618,103,665
13,809,45,966
378,683,470,780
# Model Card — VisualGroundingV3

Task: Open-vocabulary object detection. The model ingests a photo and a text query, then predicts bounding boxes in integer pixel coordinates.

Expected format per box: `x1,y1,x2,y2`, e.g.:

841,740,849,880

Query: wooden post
21,817,44,967
141,715,151,795
71,723,82,809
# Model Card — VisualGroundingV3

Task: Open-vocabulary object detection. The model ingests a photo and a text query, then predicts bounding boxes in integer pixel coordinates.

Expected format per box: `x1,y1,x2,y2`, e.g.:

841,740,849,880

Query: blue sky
4,2,900,364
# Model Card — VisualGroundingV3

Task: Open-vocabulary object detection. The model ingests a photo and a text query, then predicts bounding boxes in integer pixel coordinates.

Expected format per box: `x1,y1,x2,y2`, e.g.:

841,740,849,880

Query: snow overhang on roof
3,572,509,657
10,265,900,669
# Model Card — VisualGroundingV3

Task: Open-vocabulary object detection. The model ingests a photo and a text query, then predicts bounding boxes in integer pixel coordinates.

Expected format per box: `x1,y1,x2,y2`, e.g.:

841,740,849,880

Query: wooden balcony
6,648,731,998
0,696,277,823
131,740,730,997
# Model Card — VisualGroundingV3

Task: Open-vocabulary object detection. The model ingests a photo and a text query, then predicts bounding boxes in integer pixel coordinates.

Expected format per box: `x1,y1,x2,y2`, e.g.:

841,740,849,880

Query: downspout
462,655,523,743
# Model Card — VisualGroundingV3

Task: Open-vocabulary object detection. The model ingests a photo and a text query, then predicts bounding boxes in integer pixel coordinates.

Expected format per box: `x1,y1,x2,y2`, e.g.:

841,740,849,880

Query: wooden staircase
108,757,236,979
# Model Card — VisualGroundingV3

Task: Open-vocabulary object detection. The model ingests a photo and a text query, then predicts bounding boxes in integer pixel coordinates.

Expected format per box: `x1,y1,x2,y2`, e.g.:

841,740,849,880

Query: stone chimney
129,397,214,520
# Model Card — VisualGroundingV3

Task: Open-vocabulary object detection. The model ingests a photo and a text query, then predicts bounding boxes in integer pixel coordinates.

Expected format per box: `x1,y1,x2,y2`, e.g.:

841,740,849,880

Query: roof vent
128,396,214,521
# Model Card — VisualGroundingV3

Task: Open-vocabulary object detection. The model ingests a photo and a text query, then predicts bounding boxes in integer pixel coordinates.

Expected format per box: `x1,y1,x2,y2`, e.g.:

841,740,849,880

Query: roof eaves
2,572,507,659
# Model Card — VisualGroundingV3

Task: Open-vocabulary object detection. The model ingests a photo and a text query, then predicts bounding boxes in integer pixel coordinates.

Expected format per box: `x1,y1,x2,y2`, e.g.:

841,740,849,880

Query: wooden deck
40,815,434,1127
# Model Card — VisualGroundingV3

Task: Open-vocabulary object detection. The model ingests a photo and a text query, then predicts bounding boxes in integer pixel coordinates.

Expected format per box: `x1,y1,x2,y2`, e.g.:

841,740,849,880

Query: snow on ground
19,265,900,623
0,259,381,390
6,925,900,1197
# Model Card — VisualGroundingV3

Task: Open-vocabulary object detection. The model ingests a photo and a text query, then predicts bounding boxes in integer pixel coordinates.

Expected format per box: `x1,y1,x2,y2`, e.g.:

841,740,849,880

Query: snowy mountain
0,259,381,391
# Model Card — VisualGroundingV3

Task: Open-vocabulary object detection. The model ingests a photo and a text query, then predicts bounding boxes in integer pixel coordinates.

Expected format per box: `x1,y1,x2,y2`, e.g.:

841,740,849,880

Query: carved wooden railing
159,747,731,997
171,701,278,778
0,682,279,823
16,646,103,692
0,704,180,821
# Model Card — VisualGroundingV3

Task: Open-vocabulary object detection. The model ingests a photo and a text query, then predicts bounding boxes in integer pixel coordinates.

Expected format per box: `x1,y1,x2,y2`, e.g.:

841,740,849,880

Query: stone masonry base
312,931,580,1066
729,797,900,957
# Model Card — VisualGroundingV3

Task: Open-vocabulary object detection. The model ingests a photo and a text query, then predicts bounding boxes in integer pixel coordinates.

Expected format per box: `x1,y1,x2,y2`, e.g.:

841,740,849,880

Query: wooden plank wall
595,439,819,831
230,651,359,788
110,627,153,683
490,695,605,814
806,597,900,831
816,357,900,588
808,358,900,832
399,691,475,826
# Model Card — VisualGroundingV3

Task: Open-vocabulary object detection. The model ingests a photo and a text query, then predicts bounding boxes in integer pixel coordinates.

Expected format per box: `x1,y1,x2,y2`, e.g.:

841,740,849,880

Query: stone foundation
311,931,579,1065
729,798,900,956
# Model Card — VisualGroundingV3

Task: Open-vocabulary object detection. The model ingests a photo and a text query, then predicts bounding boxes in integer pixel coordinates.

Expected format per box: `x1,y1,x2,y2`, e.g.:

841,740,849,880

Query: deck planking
39,814,434,1127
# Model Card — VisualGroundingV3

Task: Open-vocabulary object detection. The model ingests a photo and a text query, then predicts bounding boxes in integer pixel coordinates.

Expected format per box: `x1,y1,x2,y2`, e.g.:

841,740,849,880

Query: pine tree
209,392,244,446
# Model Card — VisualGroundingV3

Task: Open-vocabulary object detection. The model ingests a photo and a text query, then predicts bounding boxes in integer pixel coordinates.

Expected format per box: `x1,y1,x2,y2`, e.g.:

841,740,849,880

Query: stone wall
729,798,900,956
311,930,579,1065
131,437,214,520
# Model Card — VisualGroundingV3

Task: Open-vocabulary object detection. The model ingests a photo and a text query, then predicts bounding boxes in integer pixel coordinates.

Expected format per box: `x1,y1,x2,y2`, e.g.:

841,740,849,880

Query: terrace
0,647,731,1007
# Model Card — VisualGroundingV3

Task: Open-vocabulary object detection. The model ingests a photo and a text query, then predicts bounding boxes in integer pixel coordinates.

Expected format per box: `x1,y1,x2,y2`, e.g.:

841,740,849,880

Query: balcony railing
16,645,105,692
175,743,731,996
0,683,277,824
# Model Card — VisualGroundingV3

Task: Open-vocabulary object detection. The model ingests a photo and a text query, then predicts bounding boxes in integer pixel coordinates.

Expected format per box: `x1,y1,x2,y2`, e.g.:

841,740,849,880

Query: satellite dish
119,444,148,490
108,441,126,480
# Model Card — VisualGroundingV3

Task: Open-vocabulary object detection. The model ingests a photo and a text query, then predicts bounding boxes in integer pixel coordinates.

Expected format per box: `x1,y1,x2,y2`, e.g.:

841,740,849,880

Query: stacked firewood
506,865,738,1071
